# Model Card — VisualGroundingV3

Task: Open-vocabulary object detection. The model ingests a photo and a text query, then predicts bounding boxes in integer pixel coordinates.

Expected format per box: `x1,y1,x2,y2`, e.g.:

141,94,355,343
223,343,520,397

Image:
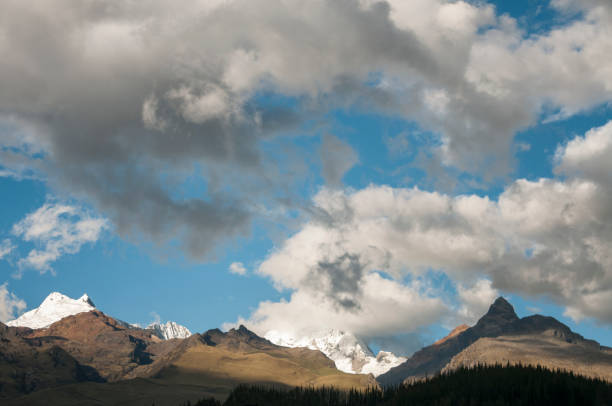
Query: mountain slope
0,322,104,399
25,310,181,382
7,292,95,329
153,326,377,390
265,329,405,376
443,327,612,381
378,296,612,386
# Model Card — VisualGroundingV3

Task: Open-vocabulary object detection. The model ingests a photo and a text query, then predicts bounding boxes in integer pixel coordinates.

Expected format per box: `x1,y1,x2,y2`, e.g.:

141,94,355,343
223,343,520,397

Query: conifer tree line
176,364,612,406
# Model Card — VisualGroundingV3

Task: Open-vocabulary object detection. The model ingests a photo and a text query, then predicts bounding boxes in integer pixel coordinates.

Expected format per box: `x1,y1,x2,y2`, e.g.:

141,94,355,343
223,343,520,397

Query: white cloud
456,279,499,325
235,121,612,336
555,120,612,184
0,282,26,323
0,239,15,260
229,261,247,275
231,271,449,342
12,202,108,273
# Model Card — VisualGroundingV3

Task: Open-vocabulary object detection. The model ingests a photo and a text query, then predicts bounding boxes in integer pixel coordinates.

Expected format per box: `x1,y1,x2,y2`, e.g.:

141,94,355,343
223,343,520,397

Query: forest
178,364,612,406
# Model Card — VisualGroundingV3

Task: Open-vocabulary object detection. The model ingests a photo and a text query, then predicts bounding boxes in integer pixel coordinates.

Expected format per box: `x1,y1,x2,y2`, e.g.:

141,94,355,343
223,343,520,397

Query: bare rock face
377,296,611,386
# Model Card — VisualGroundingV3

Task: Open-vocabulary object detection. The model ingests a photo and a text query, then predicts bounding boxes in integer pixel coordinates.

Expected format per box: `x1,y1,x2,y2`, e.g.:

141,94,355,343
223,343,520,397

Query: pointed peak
8,291,96,329
227,325,268,342
78,293,95,307
487,296,516,317
234,324,257,336
474,296,518,332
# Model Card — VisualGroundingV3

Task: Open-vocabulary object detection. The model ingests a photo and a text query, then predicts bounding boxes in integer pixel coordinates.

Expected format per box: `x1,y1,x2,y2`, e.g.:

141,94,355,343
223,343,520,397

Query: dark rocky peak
487,297,518,319
216,325,276,351
201,328,225,345
230,325,259,338
471,296,519,337
200,326,266,346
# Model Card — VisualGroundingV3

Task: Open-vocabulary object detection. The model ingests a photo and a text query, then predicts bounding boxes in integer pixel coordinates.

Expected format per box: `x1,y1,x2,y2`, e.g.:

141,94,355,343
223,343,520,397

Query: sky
0,0,611,356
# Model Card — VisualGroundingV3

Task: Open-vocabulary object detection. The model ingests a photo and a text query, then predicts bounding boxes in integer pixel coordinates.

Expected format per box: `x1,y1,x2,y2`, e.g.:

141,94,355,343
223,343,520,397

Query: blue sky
1,0,611,355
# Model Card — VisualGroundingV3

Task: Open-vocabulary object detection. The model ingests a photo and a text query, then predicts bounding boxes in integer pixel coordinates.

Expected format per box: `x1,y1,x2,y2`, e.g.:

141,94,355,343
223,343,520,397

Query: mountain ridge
377,296,612,386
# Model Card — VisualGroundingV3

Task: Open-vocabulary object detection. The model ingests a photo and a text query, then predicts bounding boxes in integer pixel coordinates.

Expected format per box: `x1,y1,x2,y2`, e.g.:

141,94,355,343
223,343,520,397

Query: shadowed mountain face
0,322,104,399
377,297,610,386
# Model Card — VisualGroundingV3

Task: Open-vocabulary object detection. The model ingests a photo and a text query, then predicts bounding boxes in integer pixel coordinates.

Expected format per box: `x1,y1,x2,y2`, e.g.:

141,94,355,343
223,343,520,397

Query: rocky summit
378,296,612,386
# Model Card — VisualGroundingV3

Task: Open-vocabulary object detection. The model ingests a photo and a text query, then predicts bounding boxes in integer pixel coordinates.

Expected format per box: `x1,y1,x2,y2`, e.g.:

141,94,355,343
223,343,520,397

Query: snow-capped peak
265,329,406,377
147,320,192,340
7,291,96,329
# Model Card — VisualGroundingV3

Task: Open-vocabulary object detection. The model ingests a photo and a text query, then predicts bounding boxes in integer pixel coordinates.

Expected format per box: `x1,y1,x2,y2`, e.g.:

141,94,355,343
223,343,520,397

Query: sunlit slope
443,333,612,382
155,326,377,390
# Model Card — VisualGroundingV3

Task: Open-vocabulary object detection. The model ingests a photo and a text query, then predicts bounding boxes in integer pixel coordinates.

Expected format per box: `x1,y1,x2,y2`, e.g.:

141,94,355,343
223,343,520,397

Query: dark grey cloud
0,0,438,258
311,253,366,311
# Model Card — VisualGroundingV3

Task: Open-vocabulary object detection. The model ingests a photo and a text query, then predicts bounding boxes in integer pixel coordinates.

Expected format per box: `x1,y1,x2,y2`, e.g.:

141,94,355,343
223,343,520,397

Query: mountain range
1,292,374,405
2,292,611,405
7,292,192,340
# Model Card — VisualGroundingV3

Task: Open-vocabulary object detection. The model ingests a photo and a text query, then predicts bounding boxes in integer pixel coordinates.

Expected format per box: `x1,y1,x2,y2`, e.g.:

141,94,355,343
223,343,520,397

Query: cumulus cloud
555,120,612,184
1,0,611,257
229,261,247,275
234,121,612,338
12,202,108,273
0,282,26,323
234,272,448,344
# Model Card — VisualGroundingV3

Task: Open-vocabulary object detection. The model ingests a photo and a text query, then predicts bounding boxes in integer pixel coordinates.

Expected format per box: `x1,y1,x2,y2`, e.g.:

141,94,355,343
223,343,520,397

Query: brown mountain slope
442,332,612,381
6,325,376,405
378,296,520,385
0,322,103,399
25,310,181,382
377,297,609,386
